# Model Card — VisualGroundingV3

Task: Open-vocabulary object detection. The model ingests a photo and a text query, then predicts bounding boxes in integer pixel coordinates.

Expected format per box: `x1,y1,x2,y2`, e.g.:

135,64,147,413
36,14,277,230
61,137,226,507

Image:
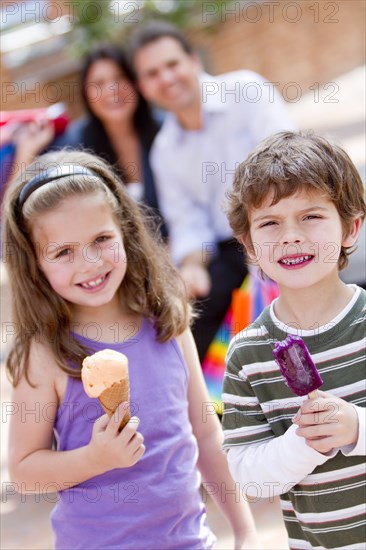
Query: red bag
0,102,69,137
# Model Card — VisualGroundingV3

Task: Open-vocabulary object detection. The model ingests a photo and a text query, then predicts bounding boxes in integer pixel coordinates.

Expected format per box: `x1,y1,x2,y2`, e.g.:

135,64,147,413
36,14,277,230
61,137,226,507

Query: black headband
17,165,100,213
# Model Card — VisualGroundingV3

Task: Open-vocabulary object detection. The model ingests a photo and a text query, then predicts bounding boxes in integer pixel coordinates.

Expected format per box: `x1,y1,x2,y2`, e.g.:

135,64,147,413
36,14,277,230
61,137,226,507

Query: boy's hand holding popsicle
273,335,359,454
292,391,359,454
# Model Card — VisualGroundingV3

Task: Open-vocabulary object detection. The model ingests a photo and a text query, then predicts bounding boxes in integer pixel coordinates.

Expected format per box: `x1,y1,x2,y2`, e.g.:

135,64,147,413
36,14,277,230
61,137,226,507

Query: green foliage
68,0,228,55
68,0,116,55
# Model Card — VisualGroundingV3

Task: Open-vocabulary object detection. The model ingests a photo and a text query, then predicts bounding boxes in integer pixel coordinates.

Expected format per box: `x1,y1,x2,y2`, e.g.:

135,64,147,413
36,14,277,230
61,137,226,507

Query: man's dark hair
129,20,194,67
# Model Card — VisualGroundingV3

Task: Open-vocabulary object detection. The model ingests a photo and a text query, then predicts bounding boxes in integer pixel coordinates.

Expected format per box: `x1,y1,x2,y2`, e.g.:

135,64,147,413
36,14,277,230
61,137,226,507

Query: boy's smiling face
246,188,361,292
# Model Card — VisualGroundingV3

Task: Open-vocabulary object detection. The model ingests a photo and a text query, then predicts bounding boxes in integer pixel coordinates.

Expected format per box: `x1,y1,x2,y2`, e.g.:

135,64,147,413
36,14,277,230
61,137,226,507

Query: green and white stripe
222,288,366,549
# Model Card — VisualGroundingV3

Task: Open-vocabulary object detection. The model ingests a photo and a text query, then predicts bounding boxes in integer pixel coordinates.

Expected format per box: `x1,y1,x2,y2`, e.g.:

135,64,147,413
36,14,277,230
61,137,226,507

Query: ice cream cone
81,349,131,432
98,378,131,431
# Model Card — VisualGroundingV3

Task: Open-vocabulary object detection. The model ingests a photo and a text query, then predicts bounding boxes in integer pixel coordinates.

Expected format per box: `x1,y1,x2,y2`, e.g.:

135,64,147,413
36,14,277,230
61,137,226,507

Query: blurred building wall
1,0,365,119
191,1,365,89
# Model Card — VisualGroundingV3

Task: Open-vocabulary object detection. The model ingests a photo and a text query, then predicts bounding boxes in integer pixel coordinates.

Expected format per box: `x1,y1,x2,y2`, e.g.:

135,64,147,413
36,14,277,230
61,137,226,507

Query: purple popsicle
273,335,323,397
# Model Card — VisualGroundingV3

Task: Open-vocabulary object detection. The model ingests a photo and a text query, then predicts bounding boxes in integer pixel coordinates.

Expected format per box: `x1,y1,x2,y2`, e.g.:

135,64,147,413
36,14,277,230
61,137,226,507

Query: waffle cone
98,378,130,431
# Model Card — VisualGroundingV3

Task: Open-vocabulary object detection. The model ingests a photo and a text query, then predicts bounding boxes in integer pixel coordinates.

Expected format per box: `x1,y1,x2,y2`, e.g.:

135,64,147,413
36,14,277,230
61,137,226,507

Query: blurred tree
68,0,227,54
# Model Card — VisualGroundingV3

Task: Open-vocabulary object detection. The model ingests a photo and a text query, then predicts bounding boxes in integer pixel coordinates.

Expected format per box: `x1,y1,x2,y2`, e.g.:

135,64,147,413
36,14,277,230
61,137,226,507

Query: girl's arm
9,121,55,182
177,328,259,550
8,341,144,493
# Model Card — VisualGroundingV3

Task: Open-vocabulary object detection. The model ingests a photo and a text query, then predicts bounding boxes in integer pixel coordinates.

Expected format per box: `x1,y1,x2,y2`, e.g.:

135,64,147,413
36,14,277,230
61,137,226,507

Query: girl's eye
56,248,72,258
305,215,321,220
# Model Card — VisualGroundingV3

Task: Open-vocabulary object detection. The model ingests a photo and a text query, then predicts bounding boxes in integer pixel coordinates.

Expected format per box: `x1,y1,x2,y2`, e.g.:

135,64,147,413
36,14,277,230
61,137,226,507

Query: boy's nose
282,237,301,245
280,225,303,245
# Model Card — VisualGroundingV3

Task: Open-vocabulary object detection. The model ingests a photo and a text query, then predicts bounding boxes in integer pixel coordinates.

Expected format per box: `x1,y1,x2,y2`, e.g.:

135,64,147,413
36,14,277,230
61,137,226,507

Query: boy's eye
95,235,110,244
260,221,277,228
304,215,321,220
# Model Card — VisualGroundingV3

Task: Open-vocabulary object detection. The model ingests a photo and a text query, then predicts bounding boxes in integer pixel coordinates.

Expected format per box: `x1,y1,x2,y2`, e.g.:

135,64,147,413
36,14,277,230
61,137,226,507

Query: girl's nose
77,246,104,271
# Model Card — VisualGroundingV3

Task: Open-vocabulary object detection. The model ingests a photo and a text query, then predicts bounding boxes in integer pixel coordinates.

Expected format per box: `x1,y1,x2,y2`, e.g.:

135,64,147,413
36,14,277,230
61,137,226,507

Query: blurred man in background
130,21,295,361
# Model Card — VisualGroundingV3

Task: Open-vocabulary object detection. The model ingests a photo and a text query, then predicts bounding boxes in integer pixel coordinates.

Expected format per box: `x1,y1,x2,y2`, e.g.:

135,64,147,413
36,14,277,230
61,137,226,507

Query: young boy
222,131,366,549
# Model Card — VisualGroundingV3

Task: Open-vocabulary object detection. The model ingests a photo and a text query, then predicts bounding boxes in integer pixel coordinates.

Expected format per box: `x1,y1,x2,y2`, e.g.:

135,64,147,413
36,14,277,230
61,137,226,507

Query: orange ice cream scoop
81,349,130,430
82,349,128,397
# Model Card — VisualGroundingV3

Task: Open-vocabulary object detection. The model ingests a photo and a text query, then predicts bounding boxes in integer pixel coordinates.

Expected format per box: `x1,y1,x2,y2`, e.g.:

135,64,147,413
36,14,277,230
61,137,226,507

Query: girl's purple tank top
51,318,215,549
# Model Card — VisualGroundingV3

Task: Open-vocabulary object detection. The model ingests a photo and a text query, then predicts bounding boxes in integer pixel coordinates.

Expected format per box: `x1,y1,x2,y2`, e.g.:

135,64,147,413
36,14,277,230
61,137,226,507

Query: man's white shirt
150,70,296,264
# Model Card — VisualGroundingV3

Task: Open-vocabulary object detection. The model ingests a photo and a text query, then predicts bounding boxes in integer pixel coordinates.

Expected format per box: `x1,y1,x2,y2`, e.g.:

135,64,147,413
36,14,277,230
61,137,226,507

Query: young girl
3,150,257,550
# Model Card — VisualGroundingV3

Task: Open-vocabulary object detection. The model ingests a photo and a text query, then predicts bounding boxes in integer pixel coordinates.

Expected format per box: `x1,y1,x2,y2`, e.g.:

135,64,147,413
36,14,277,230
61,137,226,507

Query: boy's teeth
281,255,312,265
81,275,105,288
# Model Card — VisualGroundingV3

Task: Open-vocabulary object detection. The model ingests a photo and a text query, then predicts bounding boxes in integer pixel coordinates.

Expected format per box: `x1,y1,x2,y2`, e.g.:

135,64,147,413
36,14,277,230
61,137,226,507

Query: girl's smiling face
31,192,127,311
247,188,360,292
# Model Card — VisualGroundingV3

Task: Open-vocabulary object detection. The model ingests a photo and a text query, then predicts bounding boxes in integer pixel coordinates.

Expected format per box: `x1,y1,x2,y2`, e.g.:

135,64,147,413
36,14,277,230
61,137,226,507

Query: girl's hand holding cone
86,404,145,472
81,350,144,471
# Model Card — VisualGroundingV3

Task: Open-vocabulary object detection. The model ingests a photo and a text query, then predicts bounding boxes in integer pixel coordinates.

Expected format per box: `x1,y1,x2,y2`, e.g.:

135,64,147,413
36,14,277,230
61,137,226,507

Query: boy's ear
342,217,363,248
240,235,257,261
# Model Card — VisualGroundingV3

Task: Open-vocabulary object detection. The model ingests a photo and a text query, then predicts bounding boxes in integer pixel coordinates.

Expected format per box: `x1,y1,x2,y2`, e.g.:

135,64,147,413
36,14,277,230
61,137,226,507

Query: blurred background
1,1,365,548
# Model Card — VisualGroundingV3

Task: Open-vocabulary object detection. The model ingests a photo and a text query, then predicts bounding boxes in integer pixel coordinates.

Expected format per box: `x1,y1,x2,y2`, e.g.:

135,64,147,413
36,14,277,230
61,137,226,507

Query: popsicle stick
308,390,318,399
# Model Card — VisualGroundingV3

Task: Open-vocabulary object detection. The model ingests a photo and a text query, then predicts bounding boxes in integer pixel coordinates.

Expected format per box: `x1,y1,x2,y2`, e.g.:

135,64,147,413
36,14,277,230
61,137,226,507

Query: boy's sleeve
222,345,275,450
227,425,332,498
222,342,332,498
342,405,366,456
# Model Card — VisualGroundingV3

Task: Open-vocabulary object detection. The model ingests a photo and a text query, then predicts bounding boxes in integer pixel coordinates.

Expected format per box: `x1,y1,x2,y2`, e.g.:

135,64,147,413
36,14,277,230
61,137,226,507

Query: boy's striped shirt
222,288,366,549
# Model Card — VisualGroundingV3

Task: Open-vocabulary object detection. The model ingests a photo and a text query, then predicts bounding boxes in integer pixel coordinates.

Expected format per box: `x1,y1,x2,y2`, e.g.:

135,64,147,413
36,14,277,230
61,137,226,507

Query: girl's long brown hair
3,150,190,386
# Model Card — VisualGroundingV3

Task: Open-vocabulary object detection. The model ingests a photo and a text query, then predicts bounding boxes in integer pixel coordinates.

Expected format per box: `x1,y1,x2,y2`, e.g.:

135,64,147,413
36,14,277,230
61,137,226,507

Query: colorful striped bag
202,268,279,412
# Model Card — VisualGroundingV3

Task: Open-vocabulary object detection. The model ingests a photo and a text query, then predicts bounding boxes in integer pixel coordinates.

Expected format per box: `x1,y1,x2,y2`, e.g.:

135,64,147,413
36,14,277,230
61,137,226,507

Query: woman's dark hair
80,44,159,149
76,44,167,239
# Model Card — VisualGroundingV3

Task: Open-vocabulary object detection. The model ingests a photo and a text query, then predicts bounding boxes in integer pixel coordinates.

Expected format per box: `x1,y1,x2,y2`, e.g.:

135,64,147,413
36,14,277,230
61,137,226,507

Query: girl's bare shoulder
28,339,59,377
24,339,68,403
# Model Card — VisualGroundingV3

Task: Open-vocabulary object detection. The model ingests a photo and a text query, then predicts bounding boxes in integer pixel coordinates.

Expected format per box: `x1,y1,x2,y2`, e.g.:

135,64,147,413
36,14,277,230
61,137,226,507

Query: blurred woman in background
56,44,167,236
